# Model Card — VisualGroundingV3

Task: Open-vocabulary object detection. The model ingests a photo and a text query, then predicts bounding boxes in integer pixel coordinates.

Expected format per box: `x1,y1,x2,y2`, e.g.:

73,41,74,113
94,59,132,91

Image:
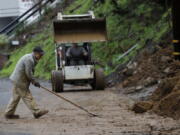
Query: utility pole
172,0,180,60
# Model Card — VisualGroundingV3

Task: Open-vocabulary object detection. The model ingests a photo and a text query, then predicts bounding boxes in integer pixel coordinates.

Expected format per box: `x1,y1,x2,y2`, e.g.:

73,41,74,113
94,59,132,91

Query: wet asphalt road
0,78,13,108
0,78,51,109
0,78,179,135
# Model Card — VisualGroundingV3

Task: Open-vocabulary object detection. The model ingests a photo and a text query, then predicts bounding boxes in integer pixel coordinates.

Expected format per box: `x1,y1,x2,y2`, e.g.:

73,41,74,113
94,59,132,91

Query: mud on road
0,78,179,135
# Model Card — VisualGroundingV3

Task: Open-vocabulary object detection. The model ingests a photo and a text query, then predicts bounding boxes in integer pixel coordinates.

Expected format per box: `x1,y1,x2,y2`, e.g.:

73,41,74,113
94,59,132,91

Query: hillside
0,0,171,79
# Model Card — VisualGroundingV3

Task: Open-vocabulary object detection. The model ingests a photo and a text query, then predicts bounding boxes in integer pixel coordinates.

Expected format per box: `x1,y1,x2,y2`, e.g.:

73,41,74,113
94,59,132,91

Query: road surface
0,78,179,135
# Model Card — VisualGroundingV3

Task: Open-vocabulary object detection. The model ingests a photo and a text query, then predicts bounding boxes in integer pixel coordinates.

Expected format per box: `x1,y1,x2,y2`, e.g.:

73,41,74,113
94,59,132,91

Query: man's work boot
5,114,20,119
33,110,49,119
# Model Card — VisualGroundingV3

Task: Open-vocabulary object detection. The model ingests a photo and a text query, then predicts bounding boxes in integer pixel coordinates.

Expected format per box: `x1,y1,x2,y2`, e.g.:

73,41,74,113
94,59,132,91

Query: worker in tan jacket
4,46,48,119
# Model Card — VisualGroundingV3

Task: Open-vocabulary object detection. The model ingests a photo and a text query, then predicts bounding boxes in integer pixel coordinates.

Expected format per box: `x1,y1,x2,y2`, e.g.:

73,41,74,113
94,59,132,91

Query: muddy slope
114,41,180,119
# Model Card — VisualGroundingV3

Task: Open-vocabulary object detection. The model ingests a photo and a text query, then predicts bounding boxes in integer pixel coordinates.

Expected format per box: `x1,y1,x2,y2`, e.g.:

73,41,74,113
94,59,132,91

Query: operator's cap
33,46,45,55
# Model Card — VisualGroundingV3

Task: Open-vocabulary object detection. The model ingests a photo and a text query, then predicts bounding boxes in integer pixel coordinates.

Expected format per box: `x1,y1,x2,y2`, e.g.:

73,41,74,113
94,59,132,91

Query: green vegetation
0,30,55,79
66,0,171,74
0,0,171,78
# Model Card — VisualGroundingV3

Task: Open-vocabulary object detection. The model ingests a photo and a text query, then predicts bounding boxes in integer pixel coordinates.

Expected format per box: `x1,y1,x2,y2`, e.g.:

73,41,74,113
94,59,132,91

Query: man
4,46,48,119
66,43,88,65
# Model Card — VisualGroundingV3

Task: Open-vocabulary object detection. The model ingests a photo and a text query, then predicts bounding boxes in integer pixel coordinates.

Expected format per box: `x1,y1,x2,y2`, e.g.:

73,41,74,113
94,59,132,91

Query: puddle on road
0,131,31,135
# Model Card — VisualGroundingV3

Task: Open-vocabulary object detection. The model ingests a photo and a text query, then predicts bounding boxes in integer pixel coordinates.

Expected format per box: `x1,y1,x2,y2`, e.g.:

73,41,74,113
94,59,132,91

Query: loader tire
51,70,64,92
92,68,105,90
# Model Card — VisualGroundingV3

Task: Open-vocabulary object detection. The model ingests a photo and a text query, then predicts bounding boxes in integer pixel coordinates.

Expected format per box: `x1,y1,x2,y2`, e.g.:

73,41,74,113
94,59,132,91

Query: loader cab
56,42,92,68
65,42,92,66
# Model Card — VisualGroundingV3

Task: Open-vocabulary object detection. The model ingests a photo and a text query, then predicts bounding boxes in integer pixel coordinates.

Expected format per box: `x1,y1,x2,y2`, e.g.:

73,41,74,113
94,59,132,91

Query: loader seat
65,43,91,66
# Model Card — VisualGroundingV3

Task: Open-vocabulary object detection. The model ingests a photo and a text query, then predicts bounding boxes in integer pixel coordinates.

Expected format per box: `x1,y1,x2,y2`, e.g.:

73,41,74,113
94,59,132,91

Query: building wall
0,17,18,30
0,0,20,17
19,0,34,16
0,0,60,32
0,0,35,18
0,0,34,31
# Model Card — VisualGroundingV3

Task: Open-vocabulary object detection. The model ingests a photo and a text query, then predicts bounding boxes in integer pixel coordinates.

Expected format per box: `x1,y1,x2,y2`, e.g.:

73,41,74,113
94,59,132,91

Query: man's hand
34,81,41,88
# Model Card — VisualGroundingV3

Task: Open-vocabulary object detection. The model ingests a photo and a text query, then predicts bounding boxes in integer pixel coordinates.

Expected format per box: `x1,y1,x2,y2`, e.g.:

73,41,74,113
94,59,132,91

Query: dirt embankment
114,42,180,119
151,77,180,119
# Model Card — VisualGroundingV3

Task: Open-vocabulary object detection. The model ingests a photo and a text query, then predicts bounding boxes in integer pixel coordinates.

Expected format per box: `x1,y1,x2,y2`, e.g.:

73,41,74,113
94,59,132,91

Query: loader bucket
53,18,108,44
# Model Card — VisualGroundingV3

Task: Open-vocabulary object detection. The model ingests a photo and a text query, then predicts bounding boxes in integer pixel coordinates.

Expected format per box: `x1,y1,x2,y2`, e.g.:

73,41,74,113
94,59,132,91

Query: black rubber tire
92,68,105,90
51,70,64,92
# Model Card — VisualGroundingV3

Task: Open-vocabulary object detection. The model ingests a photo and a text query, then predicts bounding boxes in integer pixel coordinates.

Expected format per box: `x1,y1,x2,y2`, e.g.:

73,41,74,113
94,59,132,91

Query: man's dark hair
33,46,44,54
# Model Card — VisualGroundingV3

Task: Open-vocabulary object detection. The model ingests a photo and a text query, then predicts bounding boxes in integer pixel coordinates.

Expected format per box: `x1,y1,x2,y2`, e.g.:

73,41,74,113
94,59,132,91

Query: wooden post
172,0,180,60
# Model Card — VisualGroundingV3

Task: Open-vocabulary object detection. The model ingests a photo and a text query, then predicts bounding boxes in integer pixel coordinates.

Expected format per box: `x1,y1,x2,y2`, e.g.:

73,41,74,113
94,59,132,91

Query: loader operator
4,46,48,119
66,43,88,65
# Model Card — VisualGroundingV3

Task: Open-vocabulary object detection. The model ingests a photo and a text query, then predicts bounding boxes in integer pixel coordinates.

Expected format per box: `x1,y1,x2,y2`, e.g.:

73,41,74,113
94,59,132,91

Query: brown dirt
120,44,180,119
132,75,180,119
132,101,154,113
151,76,180,119
153,91,180,120
151,76,180,100
122,46,176,88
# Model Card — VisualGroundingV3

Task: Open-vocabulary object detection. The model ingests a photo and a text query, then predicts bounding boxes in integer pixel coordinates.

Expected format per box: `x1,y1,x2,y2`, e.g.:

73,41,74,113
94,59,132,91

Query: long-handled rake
40,86,100,117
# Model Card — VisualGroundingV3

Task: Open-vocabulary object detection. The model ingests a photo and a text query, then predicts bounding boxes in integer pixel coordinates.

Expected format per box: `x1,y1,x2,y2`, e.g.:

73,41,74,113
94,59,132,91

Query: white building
0,0,34,31
0,0,61,32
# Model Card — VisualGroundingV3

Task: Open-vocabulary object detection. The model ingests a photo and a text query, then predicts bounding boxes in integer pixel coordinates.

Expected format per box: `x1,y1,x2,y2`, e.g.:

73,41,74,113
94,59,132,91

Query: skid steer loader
51,11,108,92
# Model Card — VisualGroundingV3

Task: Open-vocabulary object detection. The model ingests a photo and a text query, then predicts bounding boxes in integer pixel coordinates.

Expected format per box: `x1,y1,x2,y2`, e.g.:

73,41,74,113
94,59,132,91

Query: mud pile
151,77,180,119
119,44,180,119
122,45,175,88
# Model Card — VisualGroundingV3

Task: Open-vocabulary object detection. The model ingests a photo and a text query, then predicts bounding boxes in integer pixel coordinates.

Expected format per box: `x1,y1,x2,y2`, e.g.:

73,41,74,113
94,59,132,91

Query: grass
0,29,55,79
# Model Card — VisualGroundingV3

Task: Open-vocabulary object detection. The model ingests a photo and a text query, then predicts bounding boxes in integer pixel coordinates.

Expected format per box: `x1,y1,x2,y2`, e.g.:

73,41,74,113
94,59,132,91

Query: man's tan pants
5,85,40,115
